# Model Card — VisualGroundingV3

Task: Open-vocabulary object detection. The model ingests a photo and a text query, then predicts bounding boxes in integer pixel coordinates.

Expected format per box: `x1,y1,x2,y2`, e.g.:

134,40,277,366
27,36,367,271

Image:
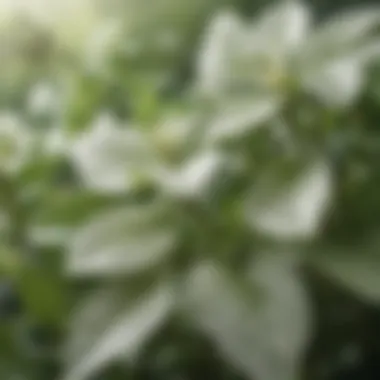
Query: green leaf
27,191,110,247
311,244,380,303
31,191,109,226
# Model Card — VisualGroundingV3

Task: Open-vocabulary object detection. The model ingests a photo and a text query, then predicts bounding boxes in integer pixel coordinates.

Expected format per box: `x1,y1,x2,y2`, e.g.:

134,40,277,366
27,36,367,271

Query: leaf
28,191,110,247
67,203,178,277
205,96,281,143
31,191,109,226
244,160,333,241
252,0,310,53
184,254,311,380
302,8,380,63
354,39,380,63
157,150,230,199
311,245,380,303
196,10,244,98
296,8,380,104
62,283,174,380
302,58,364,108
29,226,76,247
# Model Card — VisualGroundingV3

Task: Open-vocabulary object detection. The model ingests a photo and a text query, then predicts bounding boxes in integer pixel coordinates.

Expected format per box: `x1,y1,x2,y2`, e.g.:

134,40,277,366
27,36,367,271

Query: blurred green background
1,0,380,379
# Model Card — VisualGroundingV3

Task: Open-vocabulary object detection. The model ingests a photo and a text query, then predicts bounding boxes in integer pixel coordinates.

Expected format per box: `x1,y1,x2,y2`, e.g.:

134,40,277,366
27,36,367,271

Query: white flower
197,2,309,99
0,113,33,174
70,114,159,194
198,1,380,108
70,112,235,199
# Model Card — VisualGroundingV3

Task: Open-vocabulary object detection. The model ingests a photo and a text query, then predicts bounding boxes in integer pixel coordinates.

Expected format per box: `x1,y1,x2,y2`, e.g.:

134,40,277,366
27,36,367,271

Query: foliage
1,1,380,380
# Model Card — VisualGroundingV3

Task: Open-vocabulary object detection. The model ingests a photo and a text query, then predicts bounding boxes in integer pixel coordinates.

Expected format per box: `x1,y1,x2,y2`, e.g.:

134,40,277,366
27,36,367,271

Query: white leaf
64,285,130,369
29,226,74,247
157,151,228,199
206,97,281,143
303,59,364,108
185,255,310,380
245,160,333,240
311,8,380,48
301,8,380,67
68,204,177,277
63,284,174,380
252,0,310,53
197,10,244,98
354,40,380,63
248,253,311,360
